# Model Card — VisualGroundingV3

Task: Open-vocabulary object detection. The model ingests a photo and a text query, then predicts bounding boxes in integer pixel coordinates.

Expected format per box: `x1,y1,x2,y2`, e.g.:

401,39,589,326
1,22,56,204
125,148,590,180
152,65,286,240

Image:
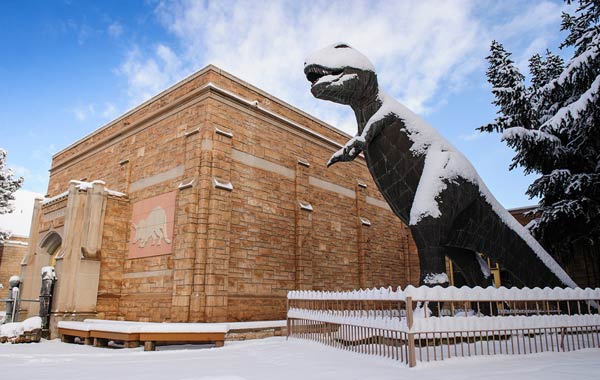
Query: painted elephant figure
132,206,172,248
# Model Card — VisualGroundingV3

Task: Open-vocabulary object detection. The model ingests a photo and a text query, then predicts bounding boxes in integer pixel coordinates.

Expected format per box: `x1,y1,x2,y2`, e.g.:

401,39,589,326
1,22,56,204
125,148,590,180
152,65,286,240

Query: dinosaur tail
446,195,577,288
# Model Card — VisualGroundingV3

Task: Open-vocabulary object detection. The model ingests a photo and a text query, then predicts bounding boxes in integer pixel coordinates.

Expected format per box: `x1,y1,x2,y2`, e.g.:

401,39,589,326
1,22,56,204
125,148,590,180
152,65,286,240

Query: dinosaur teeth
305,65,345,85
307,71,322,84
305,65,332,84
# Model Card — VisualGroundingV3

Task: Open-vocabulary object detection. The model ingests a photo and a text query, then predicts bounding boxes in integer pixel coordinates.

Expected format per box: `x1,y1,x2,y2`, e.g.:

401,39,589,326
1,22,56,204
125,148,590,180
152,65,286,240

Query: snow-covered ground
0,337,598,379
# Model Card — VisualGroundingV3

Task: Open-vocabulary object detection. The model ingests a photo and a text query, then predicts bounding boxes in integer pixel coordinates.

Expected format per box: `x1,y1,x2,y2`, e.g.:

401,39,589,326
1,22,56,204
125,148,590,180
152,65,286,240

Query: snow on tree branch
0,149,24,241
480,0,600,258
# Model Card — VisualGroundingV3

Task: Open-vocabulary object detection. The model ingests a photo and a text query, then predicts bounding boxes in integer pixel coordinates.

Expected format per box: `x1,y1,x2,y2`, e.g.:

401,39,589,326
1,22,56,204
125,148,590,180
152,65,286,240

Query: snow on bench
57,319,287,350
58,321,142,347
58,320,227,350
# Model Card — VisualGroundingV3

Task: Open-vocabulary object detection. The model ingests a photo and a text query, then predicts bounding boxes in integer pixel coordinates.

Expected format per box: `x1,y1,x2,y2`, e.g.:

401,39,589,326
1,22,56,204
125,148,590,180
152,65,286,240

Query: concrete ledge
232,149,295,179
129,165,185,193
309,176,355,199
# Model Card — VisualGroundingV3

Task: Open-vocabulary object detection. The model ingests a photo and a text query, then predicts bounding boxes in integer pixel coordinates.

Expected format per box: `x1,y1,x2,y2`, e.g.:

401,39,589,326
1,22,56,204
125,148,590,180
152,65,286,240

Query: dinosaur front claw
326,154,341,167
327,137,365,167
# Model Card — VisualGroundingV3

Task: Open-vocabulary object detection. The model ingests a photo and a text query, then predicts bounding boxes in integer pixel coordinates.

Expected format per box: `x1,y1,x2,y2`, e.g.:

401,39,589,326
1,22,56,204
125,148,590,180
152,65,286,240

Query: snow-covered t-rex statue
304,43,576,288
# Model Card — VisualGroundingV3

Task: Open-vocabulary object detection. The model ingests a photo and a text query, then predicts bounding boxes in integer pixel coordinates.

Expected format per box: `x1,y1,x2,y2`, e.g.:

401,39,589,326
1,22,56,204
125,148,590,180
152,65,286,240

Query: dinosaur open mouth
304,65,344,85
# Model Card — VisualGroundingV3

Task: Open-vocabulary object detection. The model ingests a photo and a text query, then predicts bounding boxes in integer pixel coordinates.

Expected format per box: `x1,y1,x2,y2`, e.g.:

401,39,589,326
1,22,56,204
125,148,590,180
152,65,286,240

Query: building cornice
53,65,214,159
52,65,351,166
50,80,357,176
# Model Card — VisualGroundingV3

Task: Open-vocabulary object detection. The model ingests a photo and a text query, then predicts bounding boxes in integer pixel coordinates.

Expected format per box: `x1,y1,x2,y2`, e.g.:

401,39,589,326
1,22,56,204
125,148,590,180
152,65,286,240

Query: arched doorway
39,231,62,266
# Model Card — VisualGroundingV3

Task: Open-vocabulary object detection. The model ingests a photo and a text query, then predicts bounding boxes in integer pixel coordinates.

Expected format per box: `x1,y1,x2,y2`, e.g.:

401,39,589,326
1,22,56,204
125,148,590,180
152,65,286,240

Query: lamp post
5,275,21,323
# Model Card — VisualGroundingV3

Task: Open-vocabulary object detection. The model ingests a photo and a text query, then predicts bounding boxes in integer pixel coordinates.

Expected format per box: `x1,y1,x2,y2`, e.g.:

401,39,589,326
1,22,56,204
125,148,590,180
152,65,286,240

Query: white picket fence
287,286,600,367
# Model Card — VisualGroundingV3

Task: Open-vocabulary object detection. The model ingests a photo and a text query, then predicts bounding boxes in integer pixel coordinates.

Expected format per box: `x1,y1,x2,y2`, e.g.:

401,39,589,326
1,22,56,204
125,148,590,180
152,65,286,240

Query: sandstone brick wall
41,66,420,323
0,236,28,310
47,67,350,197
95,196,128,320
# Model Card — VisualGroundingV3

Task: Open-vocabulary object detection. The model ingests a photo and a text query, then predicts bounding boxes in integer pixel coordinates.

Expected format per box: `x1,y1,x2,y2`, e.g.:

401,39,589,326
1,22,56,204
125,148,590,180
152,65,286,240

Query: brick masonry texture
0,237,28,310
35,66,420,323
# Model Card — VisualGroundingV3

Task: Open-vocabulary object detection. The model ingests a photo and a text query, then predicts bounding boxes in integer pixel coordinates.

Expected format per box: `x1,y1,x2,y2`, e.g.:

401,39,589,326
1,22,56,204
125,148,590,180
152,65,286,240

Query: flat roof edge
52,65,350,160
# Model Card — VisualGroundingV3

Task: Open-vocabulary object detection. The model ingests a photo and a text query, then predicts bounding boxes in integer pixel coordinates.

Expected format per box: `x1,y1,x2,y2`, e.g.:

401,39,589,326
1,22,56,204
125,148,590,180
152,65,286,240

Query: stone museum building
18,65,421,330
12,65,597,334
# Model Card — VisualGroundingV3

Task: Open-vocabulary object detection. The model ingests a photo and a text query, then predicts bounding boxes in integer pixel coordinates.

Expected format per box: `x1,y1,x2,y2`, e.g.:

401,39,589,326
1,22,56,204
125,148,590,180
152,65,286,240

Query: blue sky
0,0,575,208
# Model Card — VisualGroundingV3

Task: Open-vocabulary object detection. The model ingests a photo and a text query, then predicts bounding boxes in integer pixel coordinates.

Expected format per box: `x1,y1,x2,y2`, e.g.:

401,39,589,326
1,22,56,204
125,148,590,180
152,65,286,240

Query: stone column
52,181,83,313
170,123,204,322
203,123,234,322
189,126,214,322
80,181,107,259
53,181,104,316
355,182,369,289
294,159,313,290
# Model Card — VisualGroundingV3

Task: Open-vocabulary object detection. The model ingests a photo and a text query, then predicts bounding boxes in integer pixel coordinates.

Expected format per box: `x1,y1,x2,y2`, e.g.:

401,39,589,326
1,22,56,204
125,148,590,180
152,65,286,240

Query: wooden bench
58,319,285,350
58,322,93,345
90,327,141,349
139,331,225,351
58,320,227,351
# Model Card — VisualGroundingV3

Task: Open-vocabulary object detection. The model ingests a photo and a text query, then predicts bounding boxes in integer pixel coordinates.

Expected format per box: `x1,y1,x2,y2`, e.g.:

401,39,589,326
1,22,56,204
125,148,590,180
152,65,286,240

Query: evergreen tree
0,148,24,241
480,0,600,273
481,41,533,136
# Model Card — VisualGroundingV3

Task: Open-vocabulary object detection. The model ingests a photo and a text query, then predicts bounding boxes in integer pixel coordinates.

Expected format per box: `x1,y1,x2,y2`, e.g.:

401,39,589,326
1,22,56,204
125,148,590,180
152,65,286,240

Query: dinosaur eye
334,44,350,49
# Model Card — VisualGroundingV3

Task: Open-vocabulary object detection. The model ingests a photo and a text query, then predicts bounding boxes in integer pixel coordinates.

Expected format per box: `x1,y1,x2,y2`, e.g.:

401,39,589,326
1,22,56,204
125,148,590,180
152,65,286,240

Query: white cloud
5,145,55,196
117,44,190,105
66,19,93,45
121,0,487,135
8,164,30,178
32,144,57,160
101,102,117,119
71,104,95,121
459,132,484,142
71,102,117,123
492,1,563,41
114,0,570,136
9,163,49,196
485,0,574,67
108,21,123,38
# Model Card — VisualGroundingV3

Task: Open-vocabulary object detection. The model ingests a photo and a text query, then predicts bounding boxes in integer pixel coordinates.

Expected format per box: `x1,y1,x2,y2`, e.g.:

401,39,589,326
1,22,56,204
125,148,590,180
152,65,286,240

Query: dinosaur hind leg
412,245,448,316
416,246,450,287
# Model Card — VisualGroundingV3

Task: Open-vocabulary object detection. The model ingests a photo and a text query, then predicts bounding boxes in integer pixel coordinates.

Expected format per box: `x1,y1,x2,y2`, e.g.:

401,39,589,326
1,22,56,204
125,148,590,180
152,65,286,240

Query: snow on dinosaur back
304,43,576,288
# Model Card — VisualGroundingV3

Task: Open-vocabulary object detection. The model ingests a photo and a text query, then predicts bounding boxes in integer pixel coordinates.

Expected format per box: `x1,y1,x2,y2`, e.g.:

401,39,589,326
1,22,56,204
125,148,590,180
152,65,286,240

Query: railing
1,297,40,324
287,286,600,367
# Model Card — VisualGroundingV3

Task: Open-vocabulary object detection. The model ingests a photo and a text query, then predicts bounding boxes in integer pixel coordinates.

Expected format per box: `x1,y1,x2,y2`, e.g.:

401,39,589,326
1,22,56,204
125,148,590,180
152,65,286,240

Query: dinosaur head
304,43,378,106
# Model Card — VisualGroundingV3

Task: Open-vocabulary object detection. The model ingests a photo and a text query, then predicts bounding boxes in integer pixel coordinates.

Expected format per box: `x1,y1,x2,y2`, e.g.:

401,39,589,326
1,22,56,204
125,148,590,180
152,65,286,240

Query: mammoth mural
129,191,176,259
131,206,172,248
